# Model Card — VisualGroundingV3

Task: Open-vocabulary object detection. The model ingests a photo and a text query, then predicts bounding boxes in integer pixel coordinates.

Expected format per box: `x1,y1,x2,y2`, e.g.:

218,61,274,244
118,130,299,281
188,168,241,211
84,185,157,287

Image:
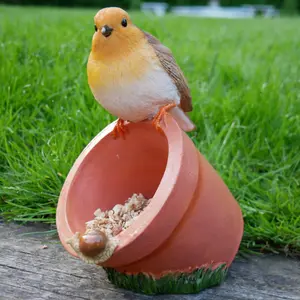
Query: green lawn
0,5,299,256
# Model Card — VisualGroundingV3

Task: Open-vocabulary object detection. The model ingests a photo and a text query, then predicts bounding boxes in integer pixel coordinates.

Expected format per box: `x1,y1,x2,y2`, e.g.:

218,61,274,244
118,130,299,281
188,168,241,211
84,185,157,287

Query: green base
103,264,228,295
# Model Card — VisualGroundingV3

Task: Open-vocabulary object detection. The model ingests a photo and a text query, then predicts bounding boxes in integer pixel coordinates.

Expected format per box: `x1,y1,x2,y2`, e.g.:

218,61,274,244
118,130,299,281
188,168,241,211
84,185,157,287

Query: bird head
91,7,144,61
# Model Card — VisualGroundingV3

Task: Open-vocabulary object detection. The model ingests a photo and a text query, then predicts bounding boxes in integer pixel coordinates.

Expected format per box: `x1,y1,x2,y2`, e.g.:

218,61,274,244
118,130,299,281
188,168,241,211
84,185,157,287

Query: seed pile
66,193,150,264
88,193,150,238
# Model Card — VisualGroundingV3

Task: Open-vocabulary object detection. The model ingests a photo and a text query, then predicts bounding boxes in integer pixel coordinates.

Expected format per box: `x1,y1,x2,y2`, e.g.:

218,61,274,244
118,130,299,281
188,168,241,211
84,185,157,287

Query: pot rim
56,115,199,267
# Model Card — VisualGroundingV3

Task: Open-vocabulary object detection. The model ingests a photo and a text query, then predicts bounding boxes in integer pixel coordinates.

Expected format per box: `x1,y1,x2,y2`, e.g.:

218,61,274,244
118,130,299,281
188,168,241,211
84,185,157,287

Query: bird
87,7,195,138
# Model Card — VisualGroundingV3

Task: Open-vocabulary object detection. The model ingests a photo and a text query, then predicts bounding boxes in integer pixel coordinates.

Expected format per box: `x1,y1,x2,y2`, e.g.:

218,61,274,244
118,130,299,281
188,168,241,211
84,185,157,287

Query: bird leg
111,119,128,139
152,103,176,133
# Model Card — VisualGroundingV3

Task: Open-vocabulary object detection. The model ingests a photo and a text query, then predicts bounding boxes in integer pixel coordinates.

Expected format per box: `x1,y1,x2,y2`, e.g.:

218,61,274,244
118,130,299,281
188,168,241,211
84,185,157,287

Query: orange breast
87,40,159,92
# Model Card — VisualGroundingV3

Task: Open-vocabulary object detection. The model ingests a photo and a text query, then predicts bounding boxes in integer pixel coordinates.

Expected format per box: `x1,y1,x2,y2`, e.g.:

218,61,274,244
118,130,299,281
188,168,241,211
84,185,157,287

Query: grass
104,264,228,295
0,5,299,257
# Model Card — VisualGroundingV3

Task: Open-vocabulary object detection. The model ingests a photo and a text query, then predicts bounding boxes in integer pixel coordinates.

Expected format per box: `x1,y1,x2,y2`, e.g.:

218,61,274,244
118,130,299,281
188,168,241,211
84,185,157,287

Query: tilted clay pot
56,115,244,294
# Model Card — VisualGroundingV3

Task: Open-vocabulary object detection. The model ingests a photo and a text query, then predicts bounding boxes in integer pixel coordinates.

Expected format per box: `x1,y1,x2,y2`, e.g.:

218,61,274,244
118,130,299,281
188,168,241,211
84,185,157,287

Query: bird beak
101,25,113,38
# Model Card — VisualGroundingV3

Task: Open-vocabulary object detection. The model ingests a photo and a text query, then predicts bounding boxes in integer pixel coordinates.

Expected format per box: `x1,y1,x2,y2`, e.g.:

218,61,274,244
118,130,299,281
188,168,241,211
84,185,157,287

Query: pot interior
66,122,169,234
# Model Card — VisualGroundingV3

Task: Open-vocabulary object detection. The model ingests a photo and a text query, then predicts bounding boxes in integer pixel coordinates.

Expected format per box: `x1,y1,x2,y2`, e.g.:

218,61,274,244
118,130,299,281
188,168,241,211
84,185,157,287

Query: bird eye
94,25,97,32
121,18,127,27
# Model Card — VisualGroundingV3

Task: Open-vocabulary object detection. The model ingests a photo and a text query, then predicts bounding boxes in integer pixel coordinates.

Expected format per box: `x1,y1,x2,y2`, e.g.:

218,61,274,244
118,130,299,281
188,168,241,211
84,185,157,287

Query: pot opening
66,122,169,244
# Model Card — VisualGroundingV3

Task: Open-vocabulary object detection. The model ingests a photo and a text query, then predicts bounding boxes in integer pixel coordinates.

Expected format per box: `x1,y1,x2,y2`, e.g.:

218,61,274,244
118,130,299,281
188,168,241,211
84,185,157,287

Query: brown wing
143,31,193,112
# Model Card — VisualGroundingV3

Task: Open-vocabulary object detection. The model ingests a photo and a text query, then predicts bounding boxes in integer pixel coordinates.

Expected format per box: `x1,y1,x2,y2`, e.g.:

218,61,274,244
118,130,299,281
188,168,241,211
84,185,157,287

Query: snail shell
79,230,107,257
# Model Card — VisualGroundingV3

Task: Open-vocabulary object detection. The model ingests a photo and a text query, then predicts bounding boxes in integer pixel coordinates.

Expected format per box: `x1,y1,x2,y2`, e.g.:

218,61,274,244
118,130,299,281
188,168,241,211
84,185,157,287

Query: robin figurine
87,7,195,138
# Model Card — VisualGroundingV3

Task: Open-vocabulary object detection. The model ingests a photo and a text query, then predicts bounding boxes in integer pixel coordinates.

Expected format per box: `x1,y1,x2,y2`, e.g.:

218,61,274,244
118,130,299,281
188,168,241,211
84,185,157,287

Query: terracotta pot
56,115,244,278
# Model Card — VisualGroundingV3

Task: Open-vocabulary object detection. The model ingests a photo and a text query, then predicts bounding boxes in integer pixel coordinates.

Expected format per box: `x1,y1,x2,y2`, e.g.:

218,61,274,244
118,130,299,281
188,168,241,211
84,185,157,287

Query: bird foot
112,119,128,139
152,103,176,133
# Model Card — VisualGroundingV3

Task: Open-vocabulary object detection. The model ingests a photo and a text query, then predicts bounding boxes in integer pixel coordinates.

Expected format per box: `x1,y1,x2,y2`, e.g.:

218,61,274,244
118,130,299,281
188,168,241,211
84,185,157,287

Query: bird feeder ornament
56,116,244,295
56,7,244,295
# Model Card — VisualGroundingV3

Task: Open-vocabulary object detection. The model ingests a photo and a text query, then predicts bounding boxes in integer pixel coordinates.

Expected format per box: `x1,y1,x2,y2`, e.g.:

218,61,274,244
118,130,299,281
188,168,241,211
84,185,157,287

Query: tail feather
169,106,196,132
